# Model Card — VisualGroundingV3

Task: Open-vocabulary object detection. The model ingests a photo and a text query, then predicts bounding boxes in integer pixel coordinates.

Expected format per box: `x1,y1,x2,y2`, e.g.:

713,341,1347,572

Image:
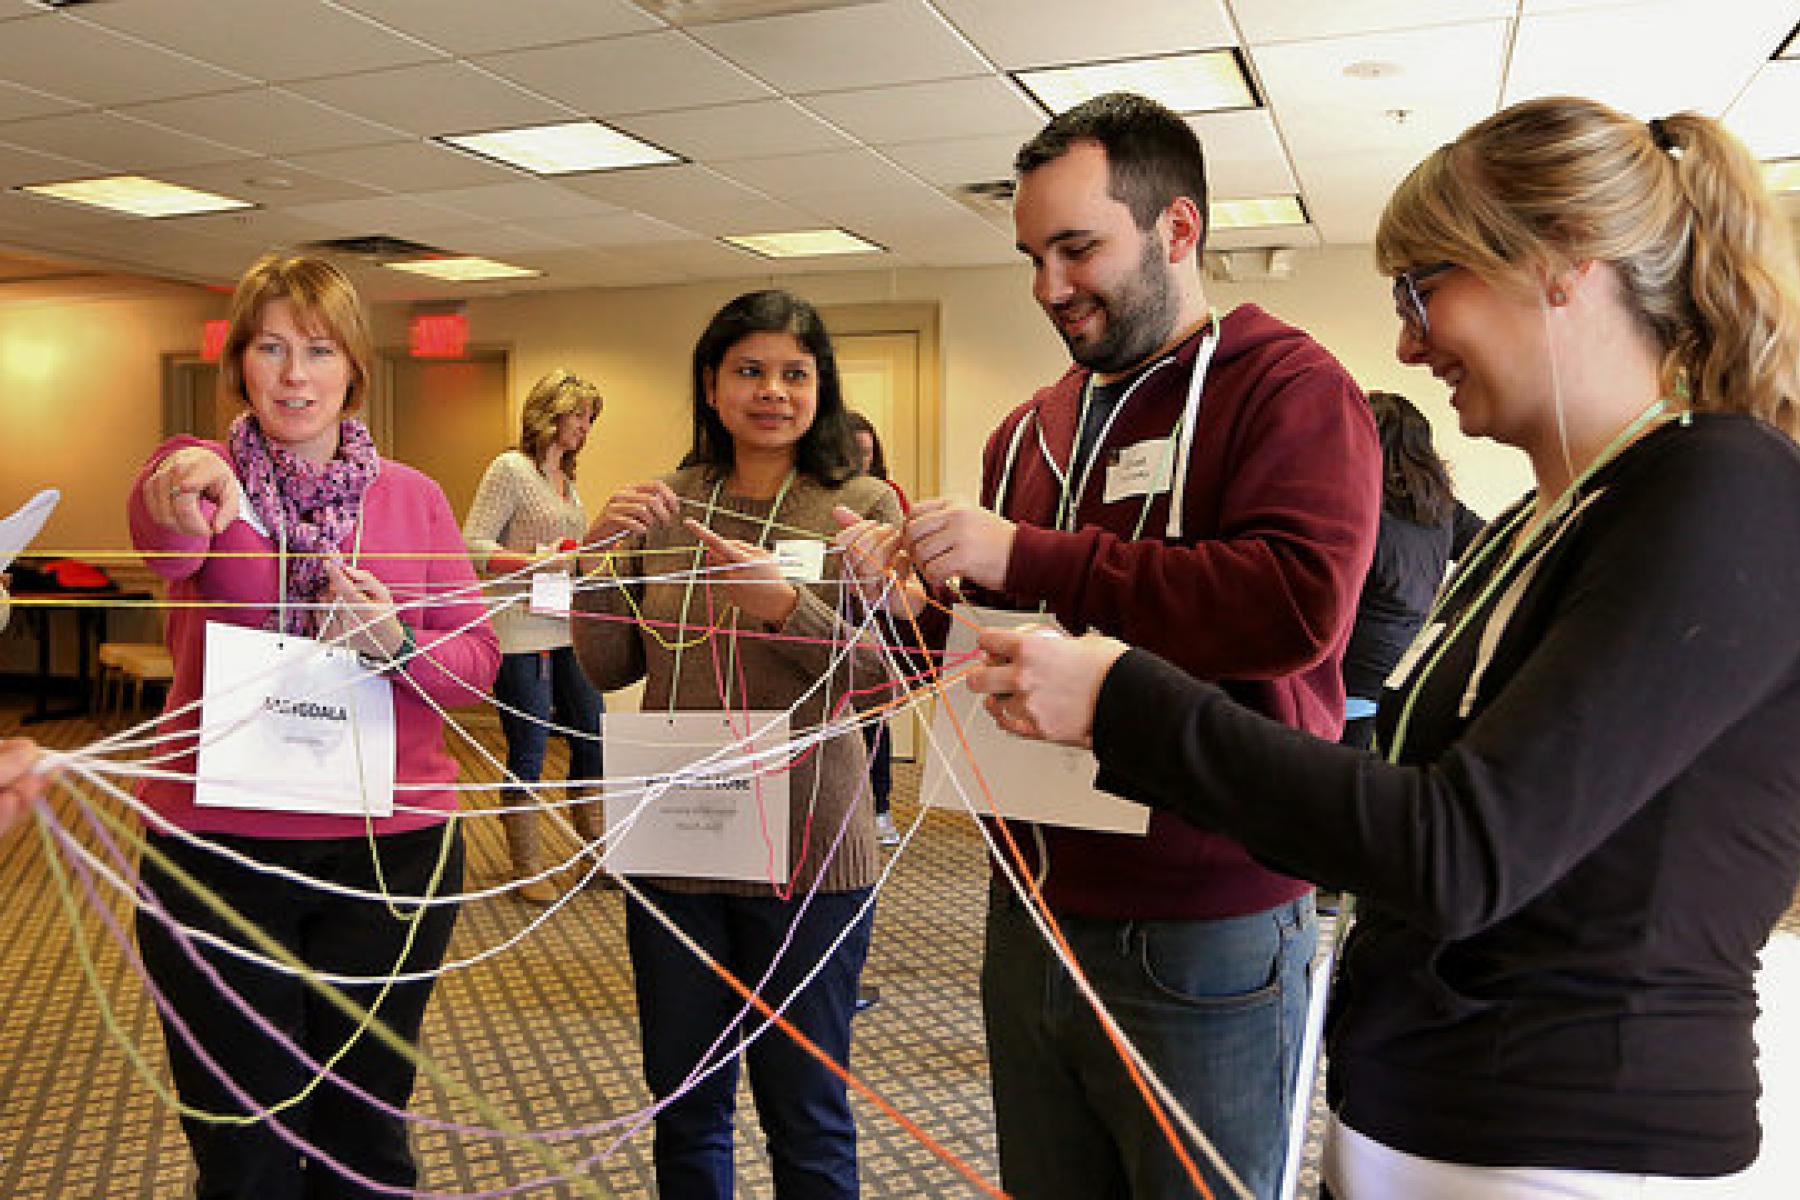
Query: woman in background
843,410,903,845
972,97,1800,1198
1339,390,1484,750
130,251,498,1199
573,289,902,1199
464,369,607,903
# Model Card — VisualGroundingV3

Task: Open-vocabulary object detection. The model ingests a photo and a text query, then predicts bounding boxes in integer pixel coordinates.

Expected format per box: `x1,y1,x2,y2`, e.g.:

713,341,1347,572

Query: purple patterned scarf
228,413,381,635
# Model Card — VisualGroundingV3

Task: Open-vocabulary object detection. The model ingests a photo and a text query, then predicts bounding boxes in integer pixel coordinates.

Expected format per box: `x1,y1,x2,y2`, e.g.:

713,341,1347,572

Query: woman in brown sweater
572,289,908,1199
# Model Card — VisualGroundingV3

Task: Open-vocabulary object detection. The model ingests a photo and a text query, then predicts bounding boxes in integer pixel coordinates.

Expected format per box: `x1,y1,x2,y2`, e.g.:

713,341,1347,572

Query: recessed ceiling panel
286,62,575,138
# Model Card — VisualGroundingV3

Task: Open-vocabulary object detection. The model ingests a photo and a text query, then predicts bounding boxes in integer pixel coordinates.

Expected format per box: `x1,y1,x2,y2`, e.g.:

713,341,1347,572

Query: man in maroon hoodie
905,93,1380,1199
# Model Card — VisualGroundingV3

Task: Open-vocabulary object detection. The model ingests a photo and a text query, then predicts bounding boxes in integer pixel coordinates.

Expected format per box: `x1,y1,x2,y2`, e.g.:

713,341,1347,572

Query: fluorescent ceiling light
384,256,542,282
19,174,252,218
1765,160,1800,192
1780,24,1799,59
1210,195,1307,230
721,228,883,258
439,120,678,176
1015,50,1255,116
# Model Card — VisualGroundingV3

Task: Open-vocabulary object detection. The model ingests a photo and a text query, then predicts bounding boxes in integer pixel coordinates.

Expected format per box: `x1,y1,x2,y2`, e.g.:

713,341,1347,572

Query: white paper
772,538,826,583
195,623,396,817
0,488,59,573
603,710,792,881
528,570,574,615
1102,438,1174,504
921,605,1150,835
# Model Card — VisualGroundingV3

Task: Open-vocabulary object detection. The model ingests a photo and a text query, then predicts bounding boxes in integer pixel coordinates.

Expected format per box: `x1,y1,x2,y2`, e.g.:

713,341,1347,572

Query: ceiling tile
0,186,127,231
800,76,1044,145
1230,0,1514,45
154,158,386,207
285,193,483,238
713,147,922,199
1187,109,1299,198
1251,21,1508,160
0,12,252,105
477,31,772,116
627,237,774,277
118,87,405,158
0,110,252,172
934,0,1237,69
282,140,524,192
333,0,662,55
412,179,619,222
417,222,581,255
615,99,852,163
0,77,80,123
881,133,1024,187
74,0,443,85
690,0,988,93
527,209,696,246
556,163,815,234
1724,60,1800,160
1504,0,1797,118
0,139,96,189
286,62,576,138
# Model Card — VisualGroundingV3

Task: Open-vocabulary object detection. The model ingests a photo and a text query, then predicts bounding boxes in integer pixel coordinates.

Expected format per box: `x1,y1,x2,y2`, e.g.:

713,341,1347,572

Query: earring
1549,289,1568,306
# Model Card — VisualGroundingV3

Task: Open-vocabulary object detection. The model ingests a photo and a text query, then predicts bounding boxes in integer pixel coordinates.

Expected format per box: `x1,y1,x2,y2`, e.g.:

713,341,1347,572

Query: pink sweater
129,436,500,839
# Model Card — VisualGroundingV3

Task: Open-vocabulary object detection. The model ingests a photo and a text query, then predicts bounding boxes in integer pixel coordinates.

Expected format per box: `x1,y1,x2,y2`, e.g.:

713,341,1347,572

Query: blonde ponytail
1656,112,1800,436
1376,96,1800,439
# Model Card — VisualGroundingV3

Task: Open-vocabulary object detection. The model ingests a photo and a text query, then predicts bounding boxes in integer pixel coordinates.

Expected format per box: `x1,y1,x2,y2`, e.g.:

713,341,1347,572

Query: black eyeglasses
1393,262,1454,341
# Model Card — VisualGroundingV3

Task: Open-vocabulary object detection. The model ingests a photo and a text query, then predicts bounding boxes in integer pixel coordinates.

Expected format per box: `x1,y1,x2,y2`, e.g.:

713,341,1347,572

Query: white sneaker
875,812,901,846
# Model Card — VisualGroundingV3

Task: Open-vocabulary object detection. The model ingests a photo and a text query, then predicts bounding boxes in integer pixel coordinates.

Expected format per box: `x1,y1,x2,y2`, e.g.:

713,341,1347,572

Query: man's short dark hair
1014,91,1209,245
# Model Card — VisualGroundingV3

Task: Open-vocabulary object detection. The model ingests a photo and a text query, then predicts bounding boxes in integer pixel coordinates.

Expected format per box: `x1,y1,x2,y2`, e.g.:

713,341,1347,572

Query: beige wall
372,247,1531,523
1,285,223,553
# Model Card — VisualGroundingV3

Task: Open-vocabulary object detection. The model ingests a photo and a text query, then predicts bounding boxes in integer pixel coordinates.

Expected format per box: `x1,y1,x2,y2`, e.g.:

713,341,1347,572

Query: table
12,588,153,724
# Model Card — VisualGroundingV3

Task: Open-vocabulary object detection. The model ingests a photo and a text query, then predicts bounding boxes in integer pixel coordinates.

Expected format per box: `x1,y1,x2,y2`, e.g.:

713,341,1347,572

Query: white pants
1324,1116,1759,1199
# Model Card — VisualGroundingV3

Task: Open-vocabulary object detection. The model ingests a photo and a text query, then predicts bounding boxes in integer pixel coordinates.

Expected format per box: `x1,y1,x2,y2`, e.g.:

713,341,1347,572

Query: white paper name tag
529,570,574,615
195,622,396,816
1385,621,1446,692
602,710,791,881
772,538,826,583
1103,437,1175,505
921,605,1150,835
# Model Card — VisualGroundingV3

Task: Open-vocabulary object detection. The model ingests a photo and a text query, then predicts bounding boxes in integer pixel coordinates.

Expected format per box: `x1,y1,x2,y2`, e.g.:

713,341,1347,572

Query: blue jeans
494,646,604,851
625,883,875,1200
982,887,1316,1200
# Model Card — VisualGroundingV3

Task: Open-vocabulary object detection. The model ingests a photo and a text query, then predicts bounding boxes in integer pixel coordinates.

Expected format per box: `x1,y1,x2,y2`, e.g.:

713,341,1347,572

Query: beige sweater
463,450,588,655
572,466,905,896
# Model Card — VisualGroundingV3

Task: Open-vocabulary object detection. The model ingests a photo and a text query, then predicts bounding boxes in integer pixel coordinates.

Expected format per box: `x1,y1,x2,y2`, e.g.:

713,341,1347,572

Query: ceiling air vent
954,179,1016,221
304,235,445,262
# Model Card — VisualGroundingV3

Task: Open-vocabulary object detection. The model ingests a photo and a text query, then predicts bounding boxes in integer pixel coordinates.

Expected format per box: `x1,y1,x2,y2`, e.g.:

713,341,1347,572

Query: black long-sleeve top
1341,500,1485,700
1090,413,1800,1176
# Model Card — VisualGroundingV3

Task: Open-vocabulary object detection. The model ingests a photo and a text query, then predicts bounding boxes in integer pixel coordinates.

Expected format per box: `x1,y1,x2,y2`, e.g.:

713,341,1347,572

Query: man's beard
1059,235,1181,376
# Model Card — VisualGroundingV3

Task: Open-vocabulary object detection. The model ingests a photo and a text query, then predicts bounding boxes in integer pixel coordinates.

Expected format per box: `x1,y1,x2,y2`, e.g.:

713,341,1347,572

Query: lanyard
997,314,1221,541
670,469,796,716
1383,397,1673,762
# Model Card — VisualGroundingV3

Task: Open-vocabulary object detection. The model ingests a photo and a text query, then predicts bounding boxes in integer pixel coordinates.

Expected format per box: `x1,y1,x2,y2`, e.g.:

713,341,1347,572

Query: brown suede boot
503,804,558,905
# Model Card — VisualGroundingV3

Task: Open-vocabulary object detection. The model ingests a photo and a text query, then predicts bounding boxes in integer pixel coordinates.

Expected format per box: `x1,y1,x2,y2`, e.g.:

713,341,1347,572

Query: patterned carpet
13,694,1792,1198
0,701,1004,1199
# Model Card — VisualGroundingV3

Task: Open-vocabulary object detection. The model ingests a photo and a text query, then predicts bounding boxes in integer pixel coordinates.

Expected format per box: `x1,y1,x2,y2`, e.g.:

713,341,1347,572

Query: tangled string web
13,515,1250,1200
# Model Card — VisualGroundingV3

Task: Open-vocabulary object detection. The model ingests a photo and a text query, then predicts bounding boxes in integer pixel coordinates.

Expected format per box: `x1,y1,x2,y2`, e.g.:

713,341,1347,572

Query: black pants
136,824,463,1200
